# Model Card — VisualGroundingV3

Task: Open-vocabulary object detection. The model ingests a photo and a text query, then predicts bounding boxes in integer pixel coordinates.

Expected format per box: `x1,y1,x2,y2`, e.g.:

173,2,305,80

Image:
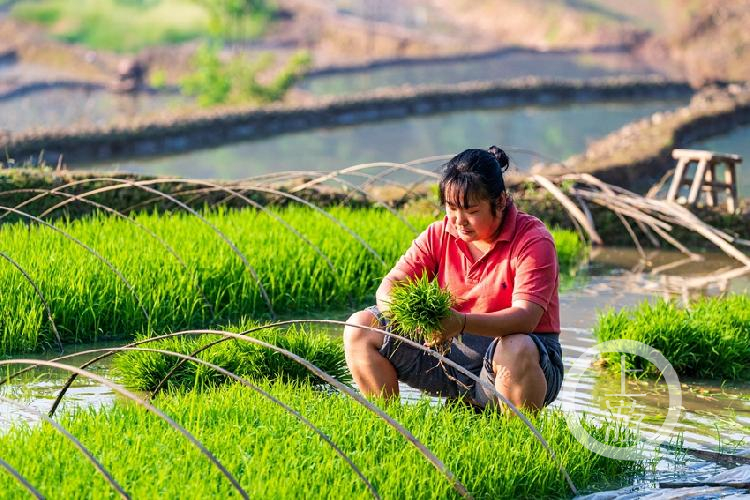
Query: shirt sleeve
511,235,559,310
393,223,440,280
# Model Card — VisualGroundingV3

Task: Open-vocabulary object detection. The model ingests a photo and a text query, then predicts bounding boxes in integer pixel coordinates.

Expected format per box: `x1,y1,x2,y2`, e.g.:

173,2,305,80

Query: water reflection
0,344,119,429
85,99,685,179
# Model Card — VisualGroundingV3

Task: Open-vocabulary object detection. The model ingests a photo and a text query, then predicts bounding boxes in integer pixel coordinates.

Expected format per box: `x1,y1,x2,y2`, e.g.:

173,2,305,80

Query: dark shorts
366,305,564,408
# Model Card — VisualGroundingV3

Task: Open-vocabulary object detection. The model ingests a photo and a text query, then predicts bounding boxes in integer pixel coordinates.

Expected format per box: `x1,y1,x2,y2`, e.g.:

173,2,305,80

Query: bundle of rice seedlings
385,273,457,353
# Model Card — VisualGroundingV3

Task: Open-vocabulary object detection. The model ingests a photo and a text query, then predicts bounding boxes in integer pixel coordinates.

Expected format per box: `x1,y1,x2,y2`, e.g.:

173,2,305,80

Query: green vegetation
181,44,311,106
196,0,274,40
114,322,350,391
0,206,584,355
0,382,642,497
551,227,587,269
386,273,455,347
593,295,750,380
12,0,208,52
10,0,273,52
0,206,428,354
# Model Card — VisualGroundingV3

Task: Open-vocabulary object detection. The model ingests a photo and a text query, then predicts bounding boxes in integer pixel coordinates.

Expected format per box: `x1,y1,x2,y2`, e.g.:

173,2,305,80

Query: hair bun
487,145,510,172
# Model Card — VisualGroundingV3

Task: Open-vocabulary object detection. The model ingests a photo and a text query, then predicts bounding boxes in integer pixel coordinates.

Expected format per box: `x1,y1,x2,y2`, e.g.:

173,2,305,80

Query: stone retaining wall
0,80,106,101
305,45,635,77
1,76,692,166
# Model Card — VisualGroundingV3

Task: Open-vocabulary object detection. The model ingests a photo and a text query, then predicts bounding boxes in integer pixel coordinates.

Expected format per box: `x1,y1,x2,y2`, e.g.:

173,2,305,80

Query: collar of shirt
444,201,519,248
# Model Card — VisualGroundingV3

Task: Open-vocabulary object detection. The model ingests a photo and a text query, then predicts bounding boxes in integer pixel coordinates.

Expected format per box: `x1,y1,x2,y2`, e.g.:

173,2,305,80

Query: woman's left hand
426,309,465,347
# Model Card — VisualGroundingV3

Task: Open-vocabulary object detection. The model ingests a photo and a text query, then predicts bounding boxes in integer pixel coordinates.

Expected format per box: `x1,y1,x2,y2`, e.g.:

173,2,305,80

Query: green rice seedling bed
593,295,750,380
114,322,351,391
0,206,585,354
0,381,642,498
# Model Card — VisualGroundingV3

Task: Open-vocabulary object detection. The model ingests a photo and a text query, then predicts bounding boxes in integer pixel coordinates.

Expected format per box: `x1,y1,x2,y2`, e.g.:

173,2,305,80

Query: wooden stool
666,149,741,212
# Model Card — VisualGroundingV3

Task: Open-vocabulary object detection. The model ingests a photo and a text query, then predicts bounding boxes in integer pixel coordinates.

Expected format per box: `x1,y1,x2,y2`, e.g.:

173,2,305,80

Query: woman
343,146,564,410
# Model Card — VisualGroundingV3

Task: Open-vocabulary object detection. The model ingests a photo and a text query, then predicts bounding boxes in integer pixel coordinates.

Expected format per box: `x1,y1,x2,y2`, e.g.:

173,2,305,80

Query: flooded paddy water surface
83,98,687,178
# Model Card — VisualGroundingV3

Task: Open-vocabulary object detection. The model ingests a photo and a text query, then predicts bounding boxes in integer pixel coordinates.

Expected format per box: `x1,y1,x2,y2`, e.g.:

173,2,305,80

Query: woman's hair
438,146,510,216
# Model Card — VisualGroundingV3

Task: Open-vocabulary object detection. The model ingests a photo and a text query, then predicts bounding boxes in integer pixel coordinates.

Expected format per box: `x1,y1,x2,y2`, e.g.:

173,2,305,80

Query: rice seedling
0,206,430,354
593,294,750,380
0,382,643,498
113,322,350,392
385,273,456,351
0,205,584,355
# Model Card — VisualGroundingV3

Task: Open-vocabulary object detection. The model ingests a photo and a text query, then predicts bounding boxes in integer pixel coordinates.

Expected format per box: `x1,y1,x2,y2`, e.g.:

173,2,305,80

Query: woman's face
445,191,505,244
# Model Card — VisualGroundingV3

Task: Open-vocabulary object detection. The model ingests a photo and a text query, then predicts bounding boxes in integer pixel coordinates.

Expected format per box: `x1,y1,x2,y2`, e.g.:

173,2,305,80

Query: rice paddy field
0,382,641,499
0,174,747,499
0,204,585,355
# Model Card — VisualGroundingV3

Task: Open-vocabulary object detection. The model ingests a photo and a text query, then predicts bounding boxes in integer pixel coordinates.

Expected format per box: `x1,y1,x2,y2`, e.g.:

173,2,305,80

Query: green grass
10,0,270,52
593,295,750,380
552,228,587,270
0,382,643,498
113,321,350,391
0,206,585,355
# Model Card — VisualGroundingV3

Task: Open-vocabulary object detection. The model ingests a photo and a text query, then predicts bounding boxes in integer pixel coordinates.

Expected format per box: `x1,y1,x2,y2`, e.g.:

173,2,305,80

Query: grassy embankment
0,206,586,355
10,0,273,52
594,295,750,380
0,380,642,498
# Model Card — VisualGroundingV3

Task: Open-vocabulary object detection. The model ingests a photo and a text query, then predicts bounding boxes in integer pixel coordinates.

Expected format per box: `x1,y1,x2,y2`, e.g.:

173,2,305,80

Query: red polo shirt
393,202,560,333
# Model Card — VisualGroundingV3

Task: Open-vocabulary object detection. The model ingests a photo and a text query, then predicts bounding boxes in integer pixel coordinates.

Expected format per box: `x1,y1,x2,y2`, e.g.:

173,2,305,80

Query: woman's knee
343,310,384,352
493,334,539,370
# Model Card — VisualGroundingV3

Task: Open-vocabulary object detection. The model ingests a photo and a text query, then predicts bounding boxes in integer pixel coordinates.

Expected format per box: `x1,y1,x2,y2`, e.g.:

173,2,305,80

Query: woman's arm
463,300,544,337
434,300,544,345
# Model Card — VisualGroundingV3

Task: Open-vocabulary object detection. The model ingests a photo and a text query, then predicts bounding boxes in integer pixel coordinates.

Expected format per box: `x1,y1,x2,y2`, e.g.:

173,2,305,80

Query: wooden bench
666,149,741,212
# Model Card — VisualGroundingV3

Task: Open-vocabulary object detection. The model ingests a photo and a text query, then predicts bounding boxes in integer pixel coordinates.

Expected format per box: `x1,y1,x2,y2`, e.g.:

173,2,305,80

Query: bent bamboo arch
0,359,248,499
0,396,128,499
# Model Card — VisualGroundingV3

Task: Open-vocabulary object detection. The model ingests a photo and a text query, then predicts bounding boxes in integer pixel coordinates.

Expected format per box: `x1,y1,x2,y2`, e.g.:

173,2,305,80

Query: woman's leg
491,334,547,410
343,310,399,398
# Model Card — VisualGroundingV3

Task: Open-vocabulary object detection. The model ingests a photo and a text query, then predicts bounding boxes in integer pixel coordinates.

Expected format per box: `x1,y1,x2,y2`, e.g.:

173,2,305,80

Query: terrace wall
532,83,750,192
1,76,691,165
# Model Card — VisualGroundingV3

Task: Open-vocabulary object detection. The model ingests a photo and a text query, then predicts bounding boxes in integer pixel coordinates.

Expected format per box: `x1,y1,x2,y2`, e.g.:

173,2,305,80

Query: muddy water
0,248,747,497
